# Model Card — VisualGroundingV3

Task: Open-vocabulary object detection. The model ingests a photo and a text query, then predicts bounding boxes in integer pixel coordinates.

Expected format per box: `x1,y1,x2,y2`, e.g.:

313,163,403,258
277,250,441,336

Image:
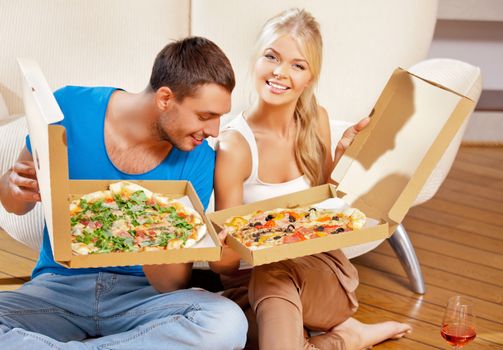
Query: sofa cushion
0,93,9,122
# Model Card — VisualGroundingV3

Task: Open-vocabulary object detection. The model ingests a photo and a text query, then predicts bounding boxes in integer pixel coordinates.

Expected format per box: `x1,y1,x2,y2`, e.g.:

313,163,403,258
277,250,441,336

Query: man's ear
155,86,175,111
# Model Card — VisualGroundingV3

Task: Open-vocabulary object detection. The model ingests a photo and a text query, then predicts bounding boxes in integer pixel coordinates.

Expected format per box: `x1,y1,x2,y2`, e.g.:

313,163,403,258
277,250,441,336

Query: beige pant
222,255,357,350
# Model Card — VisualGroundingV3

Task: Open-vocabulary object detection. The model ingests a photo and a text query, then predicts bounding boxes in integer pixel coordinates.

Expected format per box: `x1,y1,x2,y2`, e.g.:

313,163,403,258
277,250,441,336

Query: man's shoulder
175,140,215,172
187,140,215,161
54,86,118,103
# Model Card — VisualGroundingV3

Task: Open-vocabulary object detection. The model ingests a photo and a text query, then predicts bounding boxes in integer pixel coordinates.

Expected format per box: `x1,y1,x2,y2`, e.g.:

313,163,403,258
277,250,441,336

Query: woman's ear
155,86,175,111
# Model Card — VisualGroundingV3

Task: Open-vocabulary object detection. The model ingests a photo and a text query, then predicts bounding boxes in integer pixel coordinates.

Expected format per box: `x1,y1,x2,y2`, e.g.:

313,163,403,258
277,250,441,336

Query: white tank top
195,113,311,270
225,113,311,204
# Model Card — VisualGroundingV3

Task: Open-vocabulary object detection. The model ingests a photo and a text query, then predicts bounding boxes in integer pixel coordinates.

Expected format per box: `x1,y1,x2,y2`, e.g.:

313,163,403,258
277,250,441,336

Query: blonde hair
254,8,327,186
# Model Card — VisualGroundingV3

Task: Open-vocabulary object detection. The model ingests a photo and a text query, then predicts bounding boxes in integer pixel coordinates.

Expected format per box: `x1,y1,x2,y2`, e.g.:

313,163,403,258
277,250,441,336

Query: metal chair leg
389,224,426,294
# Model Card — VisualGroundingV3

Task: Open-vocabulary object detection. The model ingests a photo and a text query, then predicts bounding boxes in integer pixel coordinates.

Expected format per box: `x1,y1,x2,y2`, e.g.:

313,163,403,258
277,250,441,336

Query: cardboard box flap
18,59,63,125
331,68,475,227
18,58,67,255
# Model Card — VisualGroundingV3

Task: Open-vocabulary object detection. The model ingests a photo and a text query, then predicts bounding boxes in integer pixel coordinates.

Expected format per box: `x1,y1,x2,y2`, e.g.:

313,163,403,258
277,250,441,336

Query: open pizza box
208,68,476,266
18,58,221,268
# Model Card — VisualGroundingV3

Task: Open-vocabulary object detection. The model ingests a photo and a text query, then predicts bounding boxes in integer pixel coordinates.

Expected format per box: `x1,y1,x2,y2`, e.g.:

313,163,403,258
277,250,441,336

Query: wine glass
441,296,476,349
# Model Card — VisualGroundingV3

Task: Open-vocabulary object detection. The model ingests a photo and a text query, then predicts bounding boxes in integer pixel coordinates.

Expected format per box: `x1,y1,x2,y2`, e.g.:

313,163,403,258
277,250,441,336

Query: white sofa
0,0,481,294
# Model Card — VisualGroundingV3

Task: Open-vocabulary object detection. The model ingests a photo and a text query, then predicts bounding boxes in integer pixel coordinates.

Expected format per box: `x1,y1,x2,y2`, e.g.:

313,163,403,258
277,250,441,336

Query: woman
211,8,411,350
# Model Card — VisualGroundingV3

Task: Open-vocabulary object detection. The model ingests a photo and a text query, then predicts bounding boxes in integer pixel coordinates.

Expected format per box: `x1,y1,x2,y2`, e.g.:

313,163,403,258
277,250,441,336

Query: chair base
388,224,426,294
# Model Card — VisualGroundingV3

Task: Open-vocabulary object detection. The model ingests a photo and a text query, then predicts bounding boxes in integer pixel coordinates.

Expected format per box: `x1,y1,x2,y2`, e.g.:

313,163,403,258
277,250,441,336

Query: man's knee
204,296,247,350
0,324,11,335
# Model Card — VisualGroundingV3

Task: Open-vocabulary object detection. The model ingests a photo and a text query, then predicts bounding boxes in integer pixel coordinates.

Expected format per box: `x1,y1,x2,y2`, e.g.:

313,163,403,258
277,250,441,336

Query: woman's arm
332,117,370,170
318,107,370,184
209,130,252,275
317,106,335,183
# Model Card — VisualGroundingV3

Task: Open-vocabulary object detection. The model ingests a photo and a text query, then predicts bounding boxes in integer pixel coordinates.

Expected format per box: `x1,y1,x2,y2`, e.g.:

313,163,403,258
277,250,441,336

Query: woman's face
254,35,313,106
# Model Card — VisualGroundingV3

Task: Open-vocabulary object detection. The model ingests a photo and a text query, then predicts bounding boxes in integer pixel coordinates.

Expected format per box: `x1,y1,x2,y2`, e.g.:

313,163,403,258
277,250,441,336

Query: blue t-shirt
27,86,215,278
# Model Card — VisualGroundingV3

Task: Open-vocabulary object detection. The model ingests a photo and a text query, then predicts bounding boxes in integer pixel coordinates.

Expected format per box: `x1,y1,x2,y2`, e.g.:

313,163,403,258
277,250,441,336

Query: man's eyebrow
200,112,221,117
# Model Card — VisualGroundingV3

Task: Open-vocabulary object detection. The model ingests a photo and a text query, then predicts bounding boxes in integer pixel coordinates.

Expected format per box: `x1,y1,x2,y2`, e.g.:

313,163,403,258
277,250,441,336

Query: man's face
156,83,231,151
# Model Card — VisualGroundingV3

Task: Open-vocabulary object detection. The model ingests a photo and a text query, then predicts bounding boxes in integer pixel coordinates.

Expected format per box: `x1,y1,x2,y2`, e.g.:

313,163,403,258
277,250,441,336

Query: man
0,37,247,350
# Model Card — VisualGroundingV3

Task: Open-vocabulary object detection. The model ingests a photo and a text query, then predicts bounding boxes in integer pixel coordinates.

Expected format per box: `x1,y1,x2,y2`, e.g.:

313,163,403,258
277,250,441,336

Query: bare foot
330,317,412,350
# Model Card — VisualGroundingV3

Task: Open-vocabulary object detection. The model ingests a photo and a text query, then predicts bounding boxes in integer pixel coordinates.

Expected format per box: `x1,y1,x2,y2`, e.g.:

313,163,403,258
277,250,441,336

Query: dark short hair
149,36,235,100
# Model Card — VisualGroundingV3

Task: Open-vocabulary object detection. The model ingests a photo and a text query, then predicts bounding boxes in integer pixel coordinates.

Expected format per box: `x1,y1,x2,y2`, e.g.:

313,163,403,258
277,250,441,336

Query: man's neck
103,90,173,174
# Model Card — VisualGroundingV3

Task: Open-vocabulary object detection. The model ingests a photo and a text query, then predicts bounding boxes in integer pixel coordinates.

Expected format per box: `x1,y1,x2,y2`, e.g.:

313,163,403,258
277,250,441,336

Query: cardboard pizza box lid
18,58,66,256
331,68,475,233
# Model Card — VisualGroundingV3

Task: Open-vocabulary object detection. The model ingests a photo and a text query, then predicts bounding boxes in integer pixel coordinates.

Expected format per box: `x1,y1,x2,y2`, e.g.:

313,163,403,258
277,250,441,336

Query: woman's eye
293,64,305,71
264,53,277,61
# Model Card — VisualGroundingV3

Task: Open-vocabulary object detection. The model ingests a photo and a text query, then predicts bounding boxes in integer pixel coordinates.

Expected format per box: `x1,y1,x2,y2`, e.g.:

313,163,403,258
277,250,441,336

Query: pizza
223,206,366,250
70,181,206,255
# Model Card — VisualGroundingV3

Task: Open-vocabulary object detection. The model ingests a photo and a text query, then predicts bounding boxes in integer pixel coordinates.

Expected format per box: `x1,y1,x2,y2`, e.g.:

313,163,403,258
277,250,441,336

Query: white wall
428,20,503,91
430,0,503,144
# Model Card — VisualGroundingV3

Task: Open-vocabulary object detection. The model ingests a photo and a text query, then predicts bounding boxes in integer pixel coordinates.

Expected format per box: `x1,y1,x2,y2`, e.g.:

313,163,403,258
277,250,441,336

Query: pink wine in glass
441,324,476,347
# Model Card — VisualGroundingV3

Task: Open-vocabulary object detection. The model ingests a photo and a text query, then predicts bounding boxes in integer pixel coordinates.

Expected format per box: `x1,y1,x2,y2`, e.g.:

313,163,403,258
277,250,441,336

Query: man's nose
204,118,220,138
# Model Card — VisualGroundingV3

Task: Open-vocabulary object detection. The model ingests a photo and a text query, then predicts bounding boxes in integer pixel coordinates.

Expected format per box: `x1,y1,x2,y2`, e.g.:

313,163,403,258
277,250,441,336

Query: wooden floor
0,146,502,349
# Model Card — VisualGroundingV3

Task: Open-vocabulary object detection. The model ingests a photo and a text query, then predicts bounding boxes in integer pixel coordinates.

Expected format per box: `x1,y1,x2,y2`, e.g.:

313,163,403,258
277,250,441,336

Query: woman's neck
246,100,297,138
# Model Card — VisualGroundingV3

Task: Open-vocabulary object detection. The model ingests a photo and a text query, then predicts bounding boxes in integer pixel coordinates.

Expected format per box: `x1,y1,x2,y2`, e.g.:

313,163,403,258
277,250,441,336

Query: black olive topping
316,225,325,232
265,214,274,221
308,207,317,212
288,215,296,222
332,216,339,221
273,236,281,240
286,224,295,232
253,222,262,227
336,227,345,233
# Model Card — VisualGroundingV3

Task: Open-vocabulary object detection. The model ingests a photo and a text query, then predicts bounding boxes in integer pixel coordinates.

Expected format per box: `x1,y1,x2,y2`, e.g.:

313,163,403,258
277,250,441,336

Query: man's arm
143,263,193,293
0,147,41,215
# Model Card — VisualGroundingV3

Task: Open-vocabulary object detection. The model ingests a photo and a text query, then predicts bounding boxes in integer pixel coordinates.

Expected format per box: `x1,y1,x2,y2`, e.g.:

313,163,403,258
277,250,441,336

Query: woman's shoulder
317,105,331,135
317,105,329,122
218,112,254,156
216,125,253,184
218,128,249,152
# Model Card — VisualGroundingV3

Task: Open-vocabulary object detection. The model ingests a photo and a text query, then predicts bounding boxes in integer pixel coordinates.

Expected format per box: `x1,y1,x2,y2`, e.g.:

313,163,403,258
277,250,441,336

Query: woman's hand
333,117,370,168
209,228,241,275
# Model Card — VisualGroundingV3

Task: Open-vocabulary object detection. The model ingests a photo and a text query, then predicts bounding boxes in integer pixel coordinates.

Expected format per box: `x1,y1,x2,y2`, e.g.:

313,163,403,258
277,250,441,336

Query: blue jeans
0,273,247,349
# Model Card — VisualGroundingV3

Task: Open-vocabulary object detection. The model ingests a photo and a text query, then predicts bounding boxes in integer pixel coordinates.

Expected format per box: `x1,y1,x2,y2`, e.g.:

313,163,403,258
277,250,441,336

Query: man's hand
6,160,41,202
0,148,40,215
143,263,193,293
333,117,370,168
